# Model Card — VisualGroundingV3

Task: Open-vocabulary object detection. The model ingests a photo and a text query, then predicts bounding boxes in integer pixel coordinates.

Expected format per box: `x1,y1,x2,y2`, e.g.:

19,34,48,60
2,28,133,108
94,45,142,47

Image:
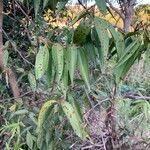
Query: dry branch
124,94,150,101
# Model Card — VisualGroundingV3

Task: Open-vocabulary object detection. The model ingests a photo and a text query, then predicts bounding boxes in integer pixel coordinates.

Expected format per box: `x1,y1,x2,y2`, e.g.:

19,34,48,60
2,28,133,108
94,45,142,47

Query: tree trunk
124,16,132,32
123,0,136,32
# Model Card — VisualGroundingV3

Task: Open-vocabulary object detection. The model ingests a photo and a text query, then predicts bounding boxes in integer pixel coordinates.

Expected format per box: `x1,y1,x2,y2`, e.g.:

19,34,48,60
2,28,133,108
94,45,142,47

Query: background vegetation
0,0,150,149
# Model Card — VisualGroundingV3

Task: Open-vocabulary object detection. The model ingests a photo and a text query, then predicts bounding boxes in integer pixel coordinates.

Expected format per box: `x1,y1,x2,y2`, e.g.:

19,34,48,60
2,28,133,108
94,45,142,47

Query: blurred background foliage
0,0,150,149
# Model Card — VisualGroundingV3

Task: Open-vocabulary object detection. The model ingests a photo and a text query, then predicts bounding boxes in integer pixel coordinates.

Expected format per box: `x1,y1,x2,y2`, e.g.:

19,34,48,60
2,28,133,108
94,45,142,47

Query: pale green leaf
52,43,64,83
68,45,77,84
26,131,33,149
34,0,41,16
45,50,54,86
28,72,36,92
95,0,107,14
35,45,49,79
56,0,68,13
13,109,28,116
60,63,69,97
145,44,150,67
43,0,49,8
94,17,109,65
9,109,28,119
3,50,9,67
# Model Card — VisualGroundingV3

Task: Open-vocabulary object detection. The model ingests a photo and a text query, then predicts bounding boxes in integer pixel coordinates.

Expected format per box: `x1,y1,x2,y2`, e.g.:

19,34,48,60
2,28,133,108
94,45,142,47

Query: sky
72,0,150,5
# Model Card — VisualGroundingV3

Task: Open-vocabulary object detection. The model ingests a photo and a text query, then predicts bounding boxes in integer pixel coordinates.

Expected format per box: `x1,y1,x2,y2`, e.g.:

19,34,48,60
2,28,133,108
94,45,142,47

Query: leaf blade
61,100,88,140
52,43,64,84
35,45,49,79
68,45,78,84
78,48,90,90
95,0,107,14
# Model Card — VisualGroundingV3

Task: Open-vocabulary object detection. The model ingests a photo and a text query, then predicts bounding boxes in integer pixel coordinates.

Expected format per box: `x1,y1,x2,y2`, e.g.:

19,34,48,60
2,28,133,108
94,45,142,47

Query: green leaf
78,48,90,90
13,109,28,115
52,43,64,84
45,50,53,86
68,45,78,84
94,17,109,65
95,0,107,14
43,0,49,8
9,109,28,119
84,42,97,63
60,63,69,97
35,45,49,79
95,17,125,58
47,141,54,150
26,131,33,149
73,21,91,45
61,100,89,140
108,27,125,59
3,50,9,67
28,72,36,92
34,0,41,16
114,40,142,83
91,27,103,69
56,0,68,13
115,39,141,68
68,94,83,122
145,44,150,67
45,0,59,10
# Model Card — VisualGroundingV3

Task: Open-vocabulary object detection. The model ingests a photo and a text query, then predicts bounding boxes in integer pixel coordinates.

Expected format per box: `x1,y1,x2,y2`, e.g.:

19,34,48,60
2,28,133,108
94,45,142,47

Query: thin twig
2,29,34,67
14,0,33,24
78,0,87,10
106,0,125,20
84,86,94,108
124,94,150,101
0,91,32,101
84,98,109,116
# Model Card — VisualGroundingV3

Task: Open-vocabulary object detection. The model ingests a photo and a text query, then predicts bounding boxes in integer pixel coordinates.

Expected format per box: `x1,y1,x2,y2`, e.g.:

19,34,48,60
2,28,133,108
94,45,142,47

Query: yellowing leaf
37,100,57,132
61,100,89,140
37,100,57,148
9,104,17,112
